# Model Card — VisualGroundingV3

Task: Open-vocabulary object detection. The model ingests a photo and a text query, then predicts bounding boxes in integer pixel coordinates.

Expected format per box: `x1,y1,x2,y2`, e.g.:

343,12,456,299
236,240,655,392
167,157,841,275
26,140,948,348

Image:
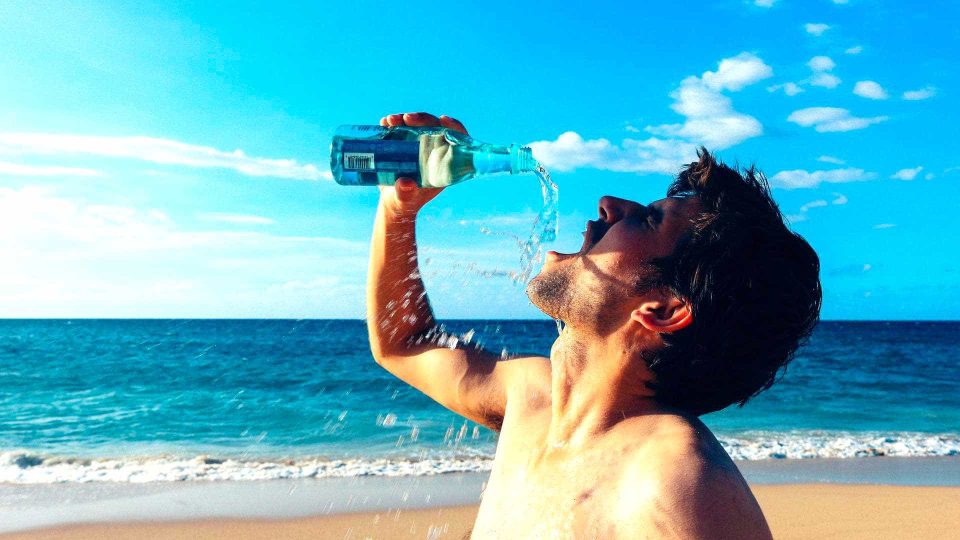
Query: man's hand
377,112,469,219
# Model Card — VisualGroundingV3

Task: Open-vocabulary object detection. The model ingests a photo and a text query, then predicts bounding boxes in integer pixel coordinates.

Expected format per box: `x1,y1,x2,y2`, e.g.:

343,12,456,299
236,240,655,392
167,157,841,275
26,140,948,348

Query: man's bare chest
471,418,626,537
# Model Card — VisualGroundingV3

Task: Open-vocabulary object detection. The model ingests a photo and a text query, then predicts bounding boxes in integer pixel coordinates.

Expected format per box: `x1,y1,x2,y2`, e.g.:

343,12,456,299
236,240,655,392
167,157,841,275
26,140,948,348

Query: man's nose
598,196,643,224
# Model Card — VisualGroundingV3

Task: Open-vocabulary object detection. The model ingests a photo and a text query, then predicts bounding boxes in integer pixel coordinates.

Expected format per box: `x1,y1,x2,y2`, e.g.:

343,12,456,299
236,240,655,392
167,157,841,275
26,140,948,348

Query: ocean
1,319,957,483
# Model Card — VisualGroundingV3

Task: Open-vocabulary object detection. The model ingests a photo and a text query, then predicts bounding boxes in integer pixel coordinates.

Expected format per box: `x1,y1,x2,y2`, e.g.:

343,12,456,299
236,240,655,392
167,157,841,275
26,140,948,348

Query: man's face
527,194,702,332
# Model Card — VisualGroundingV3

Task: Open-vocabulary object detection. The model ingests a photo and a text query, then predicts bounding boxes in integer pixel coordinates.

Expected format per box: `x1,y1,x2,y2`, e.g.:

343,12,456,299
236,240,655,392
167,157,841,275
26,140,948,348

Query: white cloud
529,132,617,173
700,52,774,91
783,214,807,224
891,166,923,180
786,213,807,223
806,56,841,88
531,52,769,173
845,45,863,55
902,86,936,100
783,82,803,95
853,80,888,99
810,73,841,88
805,23,831,36
817,155,846,165
791,192,847,222
768,82,804,96
0,161,100,177
873,223,896,229
0,133,328,181
769,167,876,189
808,56,836,72
754,0,776,6
198,213,276,225
767,59,839,96
799,199,829,212
645,81,764,148
0,186,368,317
924,173,935,180
787,107,888,132
530,132,699,175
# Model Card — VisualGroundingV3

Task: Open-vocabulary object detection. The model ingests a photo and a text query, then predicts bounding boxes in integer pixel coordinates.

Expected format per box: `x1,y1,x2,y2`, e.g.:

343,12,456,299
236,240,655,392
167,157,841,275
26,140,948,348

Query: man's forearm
367,202,437,359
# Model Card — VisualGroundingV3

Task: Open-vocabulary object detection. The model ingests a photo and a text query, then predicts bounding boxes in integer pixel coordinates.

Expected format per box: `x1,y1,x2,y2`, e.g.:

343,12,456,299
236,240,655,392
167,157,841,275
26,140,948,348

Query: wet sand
3,484,959,540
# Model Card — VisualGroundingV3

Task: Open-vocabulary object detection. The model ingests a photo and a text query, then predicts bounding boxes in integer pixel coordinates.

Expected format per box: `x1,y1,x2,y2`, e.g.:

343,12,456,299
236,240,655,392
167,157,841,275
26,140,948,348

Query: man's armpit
462,355,549,431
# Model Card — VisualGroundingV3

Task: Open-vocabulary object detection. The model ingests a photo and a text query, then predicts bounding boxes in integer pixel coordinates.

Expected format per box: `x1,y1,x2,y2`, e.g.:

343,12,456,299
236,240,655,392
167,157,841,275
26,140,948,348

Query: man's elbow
367,331,406,366
367,323,432,364
366,318,393,363
367,332,390,365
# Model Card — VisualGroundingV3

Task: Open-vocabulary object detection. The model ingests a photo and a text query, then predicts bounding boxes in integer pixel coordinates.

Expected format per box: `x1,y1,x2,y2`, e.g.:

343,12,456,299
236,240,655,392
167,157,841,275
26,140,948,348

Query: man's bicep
374,346,548,430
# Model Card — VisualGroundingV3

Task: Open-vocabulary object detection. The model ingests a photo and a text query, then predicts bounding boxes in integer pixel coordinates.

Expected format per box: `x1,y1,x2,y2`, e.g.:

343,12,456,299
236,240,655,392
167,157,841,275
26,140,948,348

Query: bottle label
340,140,419,174
343,152,375,170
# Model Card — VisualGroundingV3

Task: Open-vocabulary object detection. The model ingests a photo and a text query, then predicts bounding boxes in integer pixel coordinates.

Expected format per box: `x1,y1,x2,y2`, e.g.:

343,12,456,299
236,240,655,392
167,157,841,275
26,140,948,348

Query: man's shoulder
613,415,772,539
616,412,717,463
499,355,552,410
616,415,718,492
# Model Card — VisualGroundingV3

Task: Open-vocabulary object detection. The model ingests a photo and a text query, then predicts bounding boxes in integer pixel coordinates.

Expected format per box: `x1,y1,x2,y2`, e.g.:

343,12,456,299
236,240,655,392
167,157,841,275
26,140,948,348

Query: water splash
515,163,558,285
418,163,556,285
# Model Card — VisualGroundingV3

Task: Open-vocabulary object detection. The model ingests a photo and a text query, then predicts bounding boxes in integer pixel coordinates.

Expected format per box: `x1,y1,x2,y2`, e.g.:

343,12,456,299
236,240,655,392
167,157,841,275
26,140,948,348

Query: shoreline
0,456,958,537
3,484,960,540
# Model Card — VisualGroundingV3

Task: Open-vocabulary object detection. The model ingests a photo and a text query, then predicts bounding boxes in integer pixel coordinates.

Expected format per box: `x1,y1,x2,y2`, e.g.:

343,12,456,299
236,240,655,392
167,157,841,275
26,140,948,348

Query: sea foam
1,431,957,484
719,431,960,460
0,452,493,484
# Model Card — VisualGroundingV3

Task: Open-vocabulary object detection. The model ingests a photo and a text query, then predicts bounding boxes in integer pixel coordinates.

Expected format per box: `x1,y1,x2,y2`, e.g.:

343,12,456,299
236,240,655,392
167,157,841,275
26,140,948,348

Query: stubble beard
526,262,576,321
528,257,650,336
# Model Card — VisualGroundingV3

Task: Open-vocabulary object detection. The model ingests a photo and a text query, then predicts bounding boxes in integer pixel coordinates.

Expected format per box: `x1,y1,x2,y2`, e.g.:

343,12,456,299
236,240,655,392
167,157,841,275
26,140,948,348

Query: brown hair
642,148,822,416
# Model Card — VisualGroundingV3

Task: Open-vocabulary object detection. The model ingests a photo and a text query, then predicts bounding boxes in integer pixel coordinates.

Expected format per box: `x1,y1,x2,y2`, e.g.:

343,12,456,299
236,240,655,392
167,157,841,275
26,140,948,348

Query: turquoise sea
0,319,957,483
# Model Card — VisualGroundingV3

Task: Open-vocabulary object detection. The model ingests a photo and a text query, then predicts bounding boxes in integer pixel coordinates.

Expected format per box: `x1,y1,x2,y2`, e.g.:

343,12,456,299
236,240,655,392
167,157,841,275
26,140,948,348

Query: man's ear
631,292,693,333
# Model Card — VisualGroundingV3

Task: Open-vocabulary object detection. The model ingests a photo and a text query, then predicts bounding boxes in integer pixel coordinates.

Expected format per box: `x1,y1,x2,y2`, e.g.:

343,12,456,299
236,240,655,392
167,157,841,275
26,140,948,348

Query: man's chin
526,263,572,320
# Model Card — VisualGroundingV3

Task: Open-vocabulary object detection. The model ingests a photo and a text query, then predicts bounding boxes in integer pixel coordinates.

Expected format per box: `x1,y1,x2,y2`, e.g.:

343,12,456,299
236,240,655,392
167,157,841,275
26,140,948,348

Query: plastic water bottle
330,125,537,187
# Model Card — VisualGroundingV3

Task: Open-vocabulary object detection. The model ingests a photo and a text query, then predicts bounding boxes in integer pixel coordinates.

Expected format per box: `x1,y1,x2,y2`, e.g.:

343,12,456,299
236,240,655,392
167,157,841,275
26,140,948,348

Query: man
367,112,821,539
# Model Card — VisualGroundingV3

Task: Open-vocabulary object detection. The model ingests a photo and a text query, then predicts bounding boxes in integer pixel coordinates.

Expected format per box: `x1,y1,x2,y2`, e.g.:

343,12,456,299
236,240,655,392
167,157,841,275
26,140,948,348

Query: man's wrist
379,201,419,226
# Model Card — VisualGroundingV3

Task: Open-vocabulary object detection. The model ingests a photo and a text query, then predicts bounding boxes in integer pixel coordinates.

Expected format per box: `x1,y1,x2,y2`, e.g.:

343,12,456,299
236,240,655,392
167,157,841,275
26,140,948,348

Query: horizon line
0,318,957,323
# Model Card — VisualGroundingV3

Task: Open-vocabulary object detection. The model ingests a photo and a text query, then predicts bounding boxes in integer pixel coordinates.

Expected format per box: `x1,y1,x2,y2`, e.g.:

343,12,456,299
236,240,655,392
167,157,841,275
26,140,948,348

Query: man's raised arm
366,112,548,431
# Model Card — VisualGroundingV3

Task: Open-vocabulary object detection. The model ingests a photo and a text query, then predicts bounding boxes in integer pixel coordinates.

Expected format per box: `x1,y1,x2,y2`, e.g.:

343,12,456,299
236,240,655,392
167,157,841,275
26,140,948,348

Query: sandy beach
3,483,959,540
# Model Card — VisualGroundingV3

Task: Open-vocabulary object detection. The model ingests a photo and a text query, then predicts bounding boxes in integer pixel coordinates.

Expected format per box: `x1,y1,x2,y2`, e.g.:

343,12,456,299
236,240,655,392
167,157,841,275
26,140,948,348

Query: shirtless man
367,112,821,539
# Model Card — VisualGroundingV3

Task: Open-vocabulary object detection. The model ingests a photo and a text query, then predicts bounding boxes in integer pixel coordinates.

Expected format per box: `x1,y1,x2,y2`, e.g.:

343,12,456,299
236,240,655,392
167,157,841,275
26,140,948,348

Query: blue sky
0,0,957,319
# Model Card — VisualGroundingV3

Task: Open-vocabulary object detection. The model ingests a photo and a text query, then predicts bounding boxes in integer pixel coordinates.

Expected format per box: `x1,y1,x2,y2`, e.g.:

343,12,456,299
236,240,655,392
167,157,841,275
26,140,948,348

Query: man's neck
545,325,661,451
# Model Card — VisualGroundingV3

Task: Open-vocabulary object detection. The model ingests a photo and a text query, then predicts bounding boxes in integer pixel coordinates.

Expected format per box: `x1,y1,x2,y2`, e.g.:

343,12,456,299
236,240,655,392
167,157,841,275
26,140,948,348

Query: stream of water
514,163,558,285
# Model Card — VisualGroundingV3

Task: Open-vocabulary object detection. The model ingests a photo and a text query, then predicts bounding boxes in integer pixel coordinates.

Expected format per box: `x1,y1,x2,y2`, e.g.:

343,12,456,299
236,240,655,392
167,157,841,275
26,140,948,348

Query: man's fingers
403,112,441,127
440,115,468,134
395,178,417,192
380,112,468,134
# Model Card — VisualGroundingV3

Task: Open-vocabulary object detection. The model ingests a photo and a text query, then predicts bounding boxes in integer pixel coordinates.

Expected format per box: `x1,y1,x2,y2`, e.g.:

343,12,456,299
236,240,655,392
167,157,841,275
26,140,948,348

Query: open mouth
547,220,607,261
580,220,606,254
